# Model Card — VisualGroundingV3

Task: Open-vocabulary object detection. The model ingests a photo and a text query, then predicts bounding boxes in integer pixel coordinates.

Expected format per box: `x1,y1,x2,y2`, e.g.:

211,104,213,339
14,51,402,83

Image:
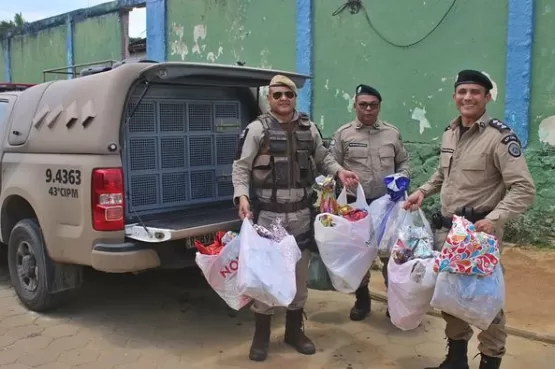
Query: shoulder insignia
488,119,511,132
507,142,522,158
444,125,452,132
501,133,521,146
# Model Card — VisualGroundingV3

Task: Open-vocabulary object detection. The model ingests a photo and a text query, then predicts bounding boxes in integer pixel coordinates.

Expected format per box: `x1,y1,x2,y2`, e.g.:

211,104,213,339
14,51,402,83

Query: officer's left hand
475,219,494,234
337,169,359,188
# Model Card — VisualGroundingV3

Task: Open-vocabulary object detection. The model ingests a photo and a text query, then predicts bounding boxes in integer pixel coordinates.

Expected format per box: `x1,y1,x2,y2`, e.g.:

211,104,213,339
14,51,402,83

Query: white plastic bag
368,196,409,258
195,236,252,310
387,257,437,331
236,219,301,307
430,265,505,330
314,184,378,293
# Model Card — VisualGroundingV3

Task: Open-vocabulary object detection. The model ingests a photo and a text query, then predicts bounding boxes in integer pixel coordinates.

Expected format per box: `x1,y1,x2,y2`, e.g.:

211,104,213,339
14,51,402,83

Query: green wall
10,26,67,83
529,0,555,148
313,0,508,140
73,13,122,67
166,0,296,71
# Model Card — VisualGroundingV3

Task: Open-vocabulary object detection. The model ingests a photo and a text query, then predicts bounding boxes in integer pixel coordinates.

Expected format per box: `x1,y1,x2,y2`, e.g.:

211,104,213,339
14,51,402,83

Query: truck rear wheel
7,219,78,312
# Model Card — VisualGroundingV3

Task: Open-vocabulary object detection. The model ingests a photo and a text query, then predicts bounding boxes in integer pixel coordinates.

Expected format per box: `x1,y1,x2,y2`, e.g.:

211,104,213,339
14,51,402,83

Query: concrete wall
10,25,68,83
73,13,122,66
166,0,296,71
1,1,127,83
313,0,508,139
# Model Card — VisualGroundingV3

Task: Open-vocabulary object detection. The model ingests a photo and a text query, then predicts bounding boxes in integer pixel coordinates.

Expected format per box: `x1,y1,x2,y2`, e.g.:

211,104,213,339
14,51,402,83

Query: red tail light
92,168,124,231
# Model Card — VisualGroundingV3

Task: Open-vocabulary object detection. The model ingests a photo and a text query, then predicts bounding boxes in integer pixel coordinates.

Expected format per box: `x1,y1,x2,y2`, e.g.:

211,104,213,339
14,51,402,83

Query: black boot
425,339,469,369
350,284,371,321
284,309,316,355
249,313,271,362
479,353,502,369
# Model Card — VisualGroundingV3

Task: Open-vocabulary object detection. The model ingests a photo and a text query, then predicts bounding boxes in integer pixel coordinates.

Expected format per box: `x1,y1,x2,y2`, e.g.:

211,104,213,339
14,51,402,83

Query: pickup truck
0,60,309,312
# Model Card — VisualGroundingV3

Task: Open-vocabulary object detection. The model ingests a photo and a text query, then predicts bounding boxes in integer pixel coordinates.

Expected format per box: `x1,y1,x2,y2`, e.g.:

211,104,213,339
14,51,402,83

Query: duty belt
257,200,310,213
432,206,492,230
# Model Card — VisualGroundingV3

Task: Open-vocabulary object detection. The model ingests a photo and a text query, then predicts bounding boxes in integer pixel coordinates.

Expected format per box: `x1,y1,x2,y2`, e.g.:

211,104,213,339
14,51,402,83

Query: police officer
330,84,410,321
232,75,359,362
404,70,535,369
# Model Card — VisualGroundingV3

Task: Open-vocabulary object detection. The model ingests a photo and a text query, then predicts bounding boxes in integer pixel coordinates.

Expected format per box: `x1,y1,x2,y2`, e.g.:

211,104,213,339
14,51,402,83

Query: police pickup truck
0,61,309,312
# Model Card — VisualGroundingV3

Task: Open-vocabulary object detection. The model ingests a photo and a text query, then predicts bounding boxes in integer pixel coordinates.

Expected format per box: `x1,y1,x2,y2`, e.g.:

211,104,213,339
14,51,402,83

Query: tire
7,218,74,312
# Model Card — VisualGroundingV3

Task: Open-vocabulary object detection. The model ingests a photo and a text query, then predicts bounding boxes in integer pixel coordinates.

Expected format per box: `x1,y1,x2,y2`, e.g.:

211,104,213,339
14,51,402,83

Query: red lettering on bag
220,256,239,279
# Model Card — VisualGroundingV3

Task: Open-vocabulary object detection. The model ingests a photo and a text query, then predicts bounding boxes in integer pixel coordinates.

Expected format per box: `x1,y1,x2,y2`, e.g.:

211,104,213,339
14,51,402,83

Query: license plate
184,233,216,249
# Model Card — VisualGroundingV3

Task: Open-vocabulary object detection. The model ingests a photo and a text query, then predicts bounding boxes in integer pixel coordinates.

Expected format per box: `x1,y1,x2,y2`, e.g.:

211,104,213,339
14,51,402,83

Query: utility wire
332,0,458,48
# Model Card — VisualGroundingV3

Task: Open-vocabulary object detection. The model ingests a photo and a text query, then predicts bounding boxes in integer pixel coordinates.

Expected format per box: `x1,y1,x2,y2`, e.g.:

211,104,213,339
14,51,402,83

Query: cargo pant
434,227,507,358
251,208,312,315
359,257,389,288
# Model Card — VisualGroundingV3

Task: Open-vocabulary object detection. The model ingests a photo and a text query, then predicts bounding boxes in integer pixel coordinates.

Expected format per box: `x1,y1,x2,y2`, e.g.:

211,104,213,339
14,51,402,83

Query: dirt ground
370,245,555,336
0,260,553,369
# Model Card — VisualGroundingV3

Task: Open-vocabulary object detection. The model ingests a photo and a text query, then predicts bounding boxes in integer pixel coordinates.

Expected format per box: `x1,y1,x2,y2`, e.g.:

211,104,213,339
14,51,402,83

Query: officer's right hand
238,196,252,220
403,190,424,211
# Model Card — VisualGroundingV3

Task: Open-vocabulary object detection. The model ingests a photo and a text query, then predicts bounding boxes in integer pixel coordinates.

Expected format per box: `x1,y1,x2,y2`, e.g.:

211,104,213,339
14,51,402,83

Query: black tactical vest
251,112,316,198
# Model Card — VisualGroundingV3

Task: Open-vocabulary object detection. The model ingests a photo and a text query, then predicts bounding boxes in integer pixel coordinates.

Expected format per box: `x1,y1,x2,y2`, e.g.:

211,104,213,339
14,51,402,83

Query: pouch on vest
273,157,290,187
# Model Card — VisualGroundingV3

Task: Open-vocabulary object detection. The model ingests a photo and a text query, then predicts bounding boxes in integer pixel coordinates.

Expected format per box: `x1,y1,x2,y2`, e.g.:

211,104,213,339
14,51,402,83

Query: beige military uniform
232,111,342,315
331,119,410,200
331,119,410,287
418,112,535,358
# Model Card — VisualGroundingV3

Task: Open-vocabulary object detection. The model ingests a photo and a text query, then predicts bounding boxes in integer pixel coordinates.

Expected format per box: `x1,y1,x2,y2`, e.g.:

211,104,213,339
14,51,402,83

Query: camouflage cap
269,74,297,94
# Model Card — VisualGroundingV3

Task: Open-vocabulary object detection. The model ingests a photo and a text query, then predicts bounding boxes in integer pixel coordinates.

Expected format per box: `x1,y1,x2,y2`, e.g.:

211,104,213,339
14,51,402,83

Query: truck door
0,95,17,196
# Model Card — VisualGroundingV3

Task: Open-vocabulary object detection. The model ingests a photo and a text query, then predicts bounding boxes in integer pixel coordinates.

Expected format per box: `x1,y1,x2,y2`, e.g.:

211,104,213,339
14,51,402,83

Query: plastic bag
391,208,435,264
314,184,378,293
195,236,252,310
430,265,505,330
434,215,500,276
387,257,437,331
307,252,335,291
236,218,301,307
375,203,410,258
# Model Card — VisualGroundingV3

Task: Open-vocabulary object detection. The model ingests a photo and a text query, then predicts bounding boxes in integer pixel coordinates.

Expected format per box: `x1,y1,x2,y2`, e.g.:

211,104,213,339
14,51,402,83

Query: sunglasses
357,102,380,110
272,91,296,100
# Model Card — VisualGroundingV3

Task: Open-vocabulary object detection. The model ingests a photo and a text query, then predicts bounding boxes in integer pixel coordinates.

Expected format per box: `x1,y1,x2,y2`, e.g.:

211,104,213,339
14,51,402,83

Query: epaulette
297,111,311,127
444,124,452,132
488,118,511,133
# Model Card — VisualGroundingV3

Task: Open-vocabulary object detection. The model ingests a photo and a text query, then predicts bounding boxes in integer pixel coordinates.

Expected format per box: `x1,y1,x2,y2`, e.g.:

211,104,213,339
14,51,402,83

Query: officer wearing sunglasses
232,74,359,362
329,84,410,322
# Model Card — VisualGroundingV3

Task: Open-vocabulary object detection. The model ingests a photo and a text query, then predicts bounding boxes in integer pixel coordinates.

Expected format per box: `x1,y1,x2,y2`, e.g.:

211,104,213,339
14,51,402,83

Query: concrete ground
0,265,553,369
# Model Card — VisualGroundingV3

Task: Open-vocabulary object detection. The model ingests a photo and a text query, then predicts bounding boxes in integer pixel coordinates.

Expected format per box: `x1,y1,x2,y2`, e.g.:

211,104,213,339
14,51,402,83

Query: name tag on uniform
348,142,368,148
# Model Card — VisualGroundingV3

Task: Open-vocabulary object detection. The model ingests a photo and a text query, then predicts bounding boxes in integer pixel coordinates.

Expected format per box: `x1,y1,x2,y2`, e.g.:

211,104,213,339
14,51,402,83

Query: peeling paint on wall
538,115,555,146
170,23,189,60
411,107,432,134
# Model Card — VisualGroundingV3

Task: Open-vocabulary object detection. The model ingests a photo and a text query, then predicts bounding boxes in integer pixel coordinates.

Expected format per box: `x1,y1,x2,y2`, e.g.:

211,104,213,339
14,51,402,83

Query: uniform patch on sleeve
507,142,522,158
501,134,520,146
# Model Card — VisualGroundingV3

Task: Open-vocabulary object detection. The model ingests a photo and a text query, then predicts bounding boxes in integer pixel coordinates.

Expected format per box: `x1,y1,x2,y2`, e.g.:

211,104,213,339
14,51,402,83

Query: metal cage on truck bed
122,85,248,218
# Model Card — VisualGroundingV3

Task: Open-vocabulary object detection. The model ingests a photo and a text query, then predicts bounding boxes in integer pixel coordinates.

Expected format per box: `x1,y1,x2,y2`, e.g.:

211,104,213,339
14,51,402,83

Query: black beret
454,69,493,91
355,84,382,101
